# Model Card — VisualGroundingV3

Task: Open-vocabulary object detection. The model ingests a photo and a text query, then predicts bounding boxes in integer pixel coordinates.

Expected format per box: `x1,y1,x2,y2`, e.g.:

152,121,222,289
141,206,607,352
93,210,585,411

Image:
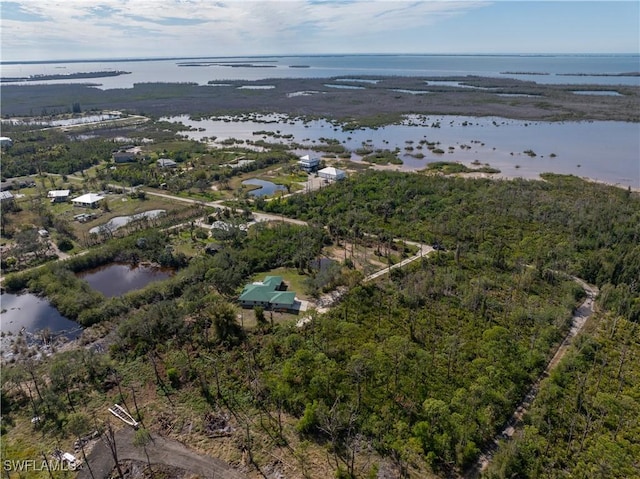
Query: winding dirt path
463,277,599,478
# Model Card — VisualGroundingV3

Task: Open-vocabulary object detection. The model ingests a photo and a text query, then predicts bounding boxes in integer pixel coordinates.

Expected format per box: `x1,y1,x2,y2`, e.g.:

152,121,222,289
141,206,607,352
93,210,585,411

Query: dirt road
78,427,246,479
463,278,599,478
364,242,434,282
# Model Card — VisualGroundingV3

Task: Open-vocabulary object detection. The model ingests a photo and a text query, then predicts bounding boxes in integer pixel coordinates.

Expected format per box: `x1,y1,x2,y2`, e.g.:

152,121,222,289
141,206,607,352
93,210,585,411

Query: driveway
78,427,246,479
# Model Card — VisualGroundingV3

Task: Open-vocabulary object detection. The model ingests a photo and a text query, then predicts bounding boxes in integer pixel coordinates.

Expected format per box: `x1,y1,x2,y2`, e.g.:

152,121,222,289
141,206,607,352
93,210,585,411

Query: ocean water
2,54,638,187
1,54,639,89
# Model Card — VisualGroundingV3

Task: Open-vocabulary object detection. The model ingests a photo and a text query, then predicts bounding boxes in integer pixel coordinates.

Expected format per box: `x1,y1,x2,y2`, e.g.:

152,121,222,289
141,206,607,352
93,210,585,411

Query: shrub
57,238,74,252
167,368,180,389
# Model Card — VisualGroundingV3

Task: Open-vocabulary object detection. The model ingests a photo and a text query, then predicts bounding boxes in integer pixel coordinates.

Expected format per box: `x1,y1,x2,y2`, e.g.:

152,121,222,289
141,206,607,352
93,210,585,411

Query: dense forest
486,313,640,478
2,172,639,478
262,171,640,318
0,129,114,177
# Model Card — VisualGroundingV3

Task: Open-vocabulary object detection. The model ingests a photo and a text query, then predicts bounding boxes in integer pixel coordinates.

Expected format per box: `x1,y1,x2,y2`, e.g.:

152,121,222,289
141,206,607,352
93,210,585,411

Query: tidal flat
2,76,639,122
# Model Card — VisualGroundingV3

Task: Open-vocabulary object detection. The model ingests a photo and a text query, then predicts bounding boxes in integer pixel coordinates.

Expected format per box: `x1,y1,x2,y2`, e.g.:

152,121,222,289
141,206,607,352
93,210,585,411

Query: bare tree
133,428,155,478
103,422,125,479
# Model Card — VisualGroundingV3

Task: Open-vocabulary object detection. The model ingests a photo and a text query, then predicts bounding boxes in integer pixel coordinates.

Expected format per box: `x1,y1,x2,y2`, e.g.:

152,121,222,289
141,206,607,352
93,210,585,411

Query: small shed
318,166,346,181
72,193,105,208
0,137,13,148
0,191,15,203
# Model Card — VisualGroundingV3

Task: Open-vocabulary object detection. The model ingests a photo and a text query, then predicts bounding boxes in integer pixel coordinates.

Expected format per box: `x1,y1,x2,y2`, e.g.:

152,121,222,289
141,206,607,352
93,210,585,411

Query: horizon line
2,52,639,65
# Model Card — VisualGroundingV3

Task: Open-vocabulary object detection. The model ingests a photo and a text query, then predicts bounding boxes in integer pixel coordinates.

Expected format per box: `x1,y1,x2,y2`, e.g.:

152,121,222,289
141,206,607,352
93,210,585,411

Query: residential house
71,193,105,208
48,189,71,203
318,166,346,182
298,154,320,172
238,276,298,311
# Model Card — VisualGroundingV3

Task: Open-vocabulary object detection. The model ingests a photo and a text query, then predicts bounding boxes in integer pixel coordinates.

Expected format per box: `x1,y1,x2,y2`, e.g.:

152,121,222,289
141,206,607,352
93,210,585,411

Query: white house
0,137,13,148
47,189,71,203
318,166,346,181
72,193,105,208
298,154,320,172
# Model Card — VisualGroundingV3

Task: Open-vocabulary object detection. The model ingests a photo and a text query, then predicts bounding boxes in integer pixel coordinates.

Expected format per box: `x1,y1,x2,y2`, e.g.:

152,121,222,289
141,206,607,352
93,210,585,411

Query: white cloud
1,0,490,60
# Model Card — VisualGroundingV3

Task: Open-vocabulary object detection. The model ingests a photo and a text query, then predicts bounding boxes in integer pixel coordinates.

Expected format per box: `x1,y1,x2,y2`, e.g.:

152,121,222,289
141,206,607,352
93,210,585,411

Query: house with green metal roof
239,276,298,311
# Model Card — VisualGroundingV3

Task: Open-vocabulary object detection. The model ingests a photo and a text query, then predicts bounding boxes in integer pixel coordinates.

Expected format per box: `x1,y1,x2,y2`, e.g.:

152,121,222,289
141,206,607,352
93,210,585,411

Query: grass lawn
169,229,209,257
248,266,312,301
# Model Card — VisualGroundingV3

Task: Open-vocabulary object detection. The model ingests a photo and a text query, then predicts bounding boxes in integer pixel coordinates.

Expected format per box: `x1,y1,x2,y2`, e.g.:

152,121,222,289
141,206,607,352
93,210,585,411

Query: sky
1,1,638,62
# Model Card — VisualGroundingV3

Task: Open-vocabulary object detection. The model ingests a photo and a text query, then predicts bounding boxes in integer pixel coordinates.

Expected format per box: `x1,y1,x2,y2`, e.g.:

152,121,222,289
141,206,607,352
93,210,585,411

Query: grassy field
70,194,187,237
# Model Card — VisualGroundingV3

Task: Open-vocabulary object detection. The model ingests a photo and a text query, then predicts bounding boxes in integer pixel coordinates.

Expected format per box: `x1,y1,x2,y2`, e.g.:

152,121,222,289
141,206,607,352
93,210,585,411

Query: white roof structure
298,154,320,169
48,189,70,198
318,166,346,180
0,191,14,201
72,193,104,205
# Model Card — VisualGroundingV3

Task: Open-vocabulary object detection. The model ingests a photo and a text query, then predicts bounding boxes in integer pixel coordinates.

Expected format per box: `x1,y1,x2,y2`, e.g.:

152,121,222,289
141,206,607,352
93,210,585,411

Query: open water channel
166,114,640,188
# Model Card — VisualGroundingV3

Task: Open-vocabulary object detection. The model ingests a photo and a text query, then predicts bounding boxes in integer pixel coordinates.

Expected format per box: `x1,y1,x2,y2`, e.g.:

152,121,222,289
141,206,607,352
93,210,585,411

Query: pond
324,84,366,90
77,262,174,298
572,90,623,96
89,209,165,235
0,292,80,338
237,85,275,90
243,179,287,197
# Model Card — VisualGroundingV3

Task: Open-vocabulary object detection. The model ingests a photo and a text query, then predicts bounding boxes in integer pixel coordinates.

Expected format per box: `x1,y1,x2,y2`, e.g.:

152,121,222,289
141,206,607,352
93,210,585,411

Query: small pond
89,209,165,235
391,89,431,95
424,80,494,90
243,179,287,197
237,85,275,90
0,292,81,338
572,90,623,96
77,262,174,298
324,84,366,90
336,78,380,84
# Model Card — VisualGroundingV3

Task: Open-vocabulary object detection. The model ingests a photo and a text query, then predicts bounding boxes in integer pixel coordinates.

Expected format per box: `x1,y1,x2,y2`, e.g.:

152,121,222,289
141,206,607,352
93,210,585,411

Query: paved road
463,278,599,478
78,427,246,479
144,190,308,226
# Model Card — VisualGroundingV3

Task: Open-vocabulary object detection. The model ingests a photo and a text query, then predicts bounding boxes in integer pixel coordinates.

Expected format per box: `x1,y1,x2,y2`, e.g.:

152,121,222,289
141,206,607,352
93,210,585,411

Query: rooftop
72,193,105,204
48,189,71,197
